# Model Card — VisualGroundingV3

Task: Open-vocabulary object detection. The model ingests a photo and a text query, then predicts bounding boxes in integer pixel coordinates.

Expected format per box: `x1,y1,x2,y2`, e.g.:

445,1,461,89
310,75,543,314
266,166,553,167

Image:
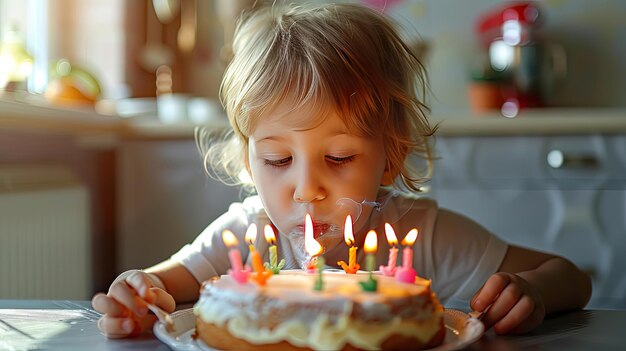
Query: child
92,2,591,339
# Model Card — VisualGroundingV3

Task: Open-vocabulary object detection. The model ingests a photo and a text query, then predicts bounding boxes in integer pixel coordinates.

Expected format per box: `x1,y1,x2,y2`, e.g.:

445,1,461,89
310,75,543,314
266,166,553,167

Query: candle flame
244,223,257,245
244,223,256,245
304,213,322,256
363,230,378,253
344,215,354,246
264,224,276,245
384,223,398,246
401,228,418,246
222,230,239,247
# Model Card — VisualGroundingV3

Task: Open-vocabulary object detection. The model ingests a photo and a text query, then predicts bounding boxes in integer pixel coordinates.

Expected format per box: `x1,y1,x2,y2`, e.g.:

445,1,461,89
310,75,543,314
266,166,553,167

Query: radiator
0,165,91,299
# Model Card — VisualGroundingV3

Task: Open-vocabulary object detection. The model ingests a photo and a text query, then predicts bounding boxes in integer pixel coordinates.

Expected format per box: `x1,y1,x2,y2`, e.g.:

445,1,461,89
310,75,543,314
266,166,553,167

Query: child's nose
293,168,327,203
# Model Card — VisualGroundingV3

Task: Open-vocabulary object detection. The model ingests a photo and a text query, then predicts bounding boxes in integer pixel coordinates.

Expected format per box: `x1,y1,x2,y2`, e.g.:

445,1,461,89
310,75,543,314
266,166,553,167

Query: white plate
154,308,484,351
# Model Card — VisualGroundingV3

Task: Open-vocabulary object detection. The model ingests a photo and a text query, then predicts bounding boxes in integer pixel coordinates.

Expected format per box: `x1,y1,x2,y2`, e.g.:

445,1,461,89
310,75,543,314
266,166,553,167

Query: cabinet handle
547,150,599,169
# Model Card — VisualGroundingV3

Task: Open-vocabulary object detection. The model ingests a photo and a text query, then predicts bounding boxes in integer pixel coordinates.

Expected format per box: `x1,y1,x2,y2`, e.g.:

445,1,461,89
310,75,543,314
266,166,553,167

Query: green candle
359,230,378,292
264,224,285,274
365,252,376,271
314,256,325,291
269,244,277,267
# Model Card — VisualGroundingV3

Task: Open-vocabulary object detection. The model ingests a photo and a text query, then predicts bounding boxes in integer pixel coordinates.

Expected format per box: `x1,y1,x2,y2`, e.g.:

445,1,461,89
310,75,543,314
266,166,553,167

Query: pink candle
396,228,418,284
402,245,413,268
388,247,398,268
380,223,399,276
222,229,249,284
229,247,244,271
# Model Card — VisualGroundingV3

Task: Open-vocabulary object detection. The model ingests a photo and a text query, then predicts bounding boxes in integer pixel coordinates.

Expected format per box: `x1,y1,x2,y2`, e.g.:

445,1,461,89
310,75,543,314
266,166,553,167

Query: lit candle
222,230,249,284
314,255,325,291
337,215,360,274
380,223,399,276
304,214,323,277
396,228,418,284
358,230,378,292
263,224,286,274
245,224,272,286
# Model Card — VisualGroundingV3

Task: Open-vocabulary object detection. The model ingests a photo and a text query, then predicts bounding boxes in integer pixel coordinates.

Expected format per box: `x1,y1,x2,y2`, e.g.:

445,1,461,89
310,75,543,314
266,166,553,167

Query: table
1,300,624,350
0,300,168,350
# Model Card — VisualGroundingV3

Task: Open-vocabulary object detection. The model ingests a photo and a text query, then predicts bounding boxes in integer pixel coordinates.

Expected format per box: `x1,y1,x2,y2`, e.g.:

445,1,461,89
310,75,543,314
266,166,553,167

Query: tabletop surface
1,300,624,350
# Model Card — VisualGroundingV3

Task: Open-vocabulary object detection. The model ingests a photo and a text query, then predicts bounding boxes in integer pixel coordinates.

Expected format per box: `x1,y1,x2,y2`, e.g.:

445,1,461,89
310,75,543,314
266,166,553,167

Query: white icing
195,270,442,350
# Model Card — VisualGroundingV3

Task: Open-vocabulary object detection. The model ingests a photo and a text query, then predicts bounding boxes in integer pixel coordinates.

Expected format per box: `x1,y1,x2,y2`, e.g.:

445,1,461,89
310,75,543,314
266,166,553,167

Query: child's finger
150,287,176,313
472,273,510,312
483,281,523,329
493,294,535,335
91,293,129,317
97,316,136,338
108,281,149,317
125,271,156,301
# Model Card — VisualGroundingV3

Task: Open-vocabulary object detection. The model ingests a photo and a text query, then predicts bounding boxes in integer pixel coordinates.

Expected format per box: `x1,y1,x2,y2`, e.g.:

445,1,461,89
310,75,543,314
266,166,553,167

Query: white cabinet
428,135,626,309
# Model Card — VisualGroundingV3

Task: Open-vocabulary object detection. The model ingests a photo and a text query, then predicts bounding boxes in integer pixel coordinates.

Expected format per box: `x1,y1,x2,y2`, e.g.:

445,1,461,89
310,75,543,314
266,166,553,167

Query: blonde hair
199,2,436,192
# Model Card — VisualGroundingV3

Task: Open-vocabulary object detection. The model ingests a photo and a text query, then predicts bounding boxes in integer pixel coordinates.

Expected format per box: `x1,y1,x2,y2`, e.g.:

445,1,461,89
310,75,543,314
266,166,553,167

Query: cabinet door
429,135,626,309
117,140,242,271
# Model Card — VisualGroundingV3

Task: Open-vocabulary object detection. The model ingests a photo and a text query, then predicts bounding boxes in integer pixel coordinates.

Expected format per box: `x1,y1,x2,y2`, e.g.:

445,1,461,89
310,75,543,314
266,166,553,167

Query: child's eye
264,157,292,167
326,155,355,165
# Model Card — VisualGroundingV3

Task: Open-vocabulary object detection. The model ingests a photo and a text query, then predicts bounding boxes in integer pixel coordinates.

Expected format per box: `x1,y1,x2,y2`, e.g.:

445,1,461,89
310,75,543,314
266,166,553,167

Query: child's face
246,102,390,241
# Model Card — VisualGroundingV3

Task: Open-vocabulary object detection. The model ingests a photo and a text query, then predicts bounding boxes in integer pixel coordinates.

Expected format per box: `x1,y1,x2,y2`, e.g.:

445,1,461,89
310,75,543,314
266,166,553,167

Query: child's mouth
296,223,331,239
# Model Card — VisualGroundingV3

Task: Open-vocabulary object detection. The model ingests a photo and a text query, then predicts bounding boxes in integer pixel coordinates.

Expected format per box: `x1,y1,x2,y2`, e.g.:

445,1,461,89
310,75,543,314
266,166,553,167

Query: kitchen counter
432,108,626,136
2,96,626,138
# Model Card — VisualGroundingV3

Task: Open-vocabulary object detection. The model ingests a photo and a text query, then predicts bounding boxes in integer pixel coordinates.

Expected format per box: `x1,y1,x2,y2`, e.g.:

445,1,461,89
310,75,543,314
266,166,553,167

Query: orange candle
245,223,272,285
337,215,360,274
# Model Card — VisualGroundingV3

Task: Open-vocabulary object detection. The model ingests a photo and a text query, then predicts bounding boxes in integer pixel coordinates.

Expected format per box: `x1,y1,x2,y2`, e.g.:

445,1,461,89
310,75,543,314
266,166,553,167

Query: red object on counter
475,2,543,48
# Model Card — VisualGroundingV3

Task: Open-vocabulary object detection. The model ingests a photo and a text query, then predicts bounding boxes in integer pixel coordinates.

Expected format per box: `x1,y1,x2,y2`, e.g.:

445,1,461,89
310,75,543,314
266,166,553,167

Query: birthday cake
193,270,445,350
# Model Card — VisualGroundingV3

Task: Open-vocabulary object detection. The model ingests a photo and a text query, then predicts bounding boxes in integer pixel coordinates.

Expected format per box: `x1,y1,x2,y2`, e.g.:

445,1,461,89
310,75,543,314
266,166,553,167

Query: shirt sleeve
170,199,256,283
429,208,509,302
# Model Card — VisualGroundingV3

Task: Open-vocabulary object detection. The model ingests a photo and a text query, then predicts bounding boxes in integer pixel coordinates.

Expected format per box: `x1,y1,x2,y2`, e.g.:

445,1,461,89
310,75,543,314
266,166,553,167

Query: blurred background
1,0,625,309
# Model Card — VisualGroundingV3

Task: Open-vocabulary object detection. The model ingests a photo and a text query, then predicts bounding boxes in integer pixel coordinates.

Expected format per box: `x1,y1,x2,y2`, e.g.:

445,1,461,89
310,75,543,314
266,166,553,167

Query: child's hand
470,272,546,335
91,271,175,338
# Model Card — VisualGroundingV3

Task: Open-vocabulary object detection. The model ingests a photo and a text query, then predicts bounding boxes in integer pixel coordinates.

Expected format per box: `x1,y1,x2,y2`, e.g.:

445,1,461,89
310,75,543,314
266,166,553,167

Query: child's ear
381,163,396,186
381,172,394,186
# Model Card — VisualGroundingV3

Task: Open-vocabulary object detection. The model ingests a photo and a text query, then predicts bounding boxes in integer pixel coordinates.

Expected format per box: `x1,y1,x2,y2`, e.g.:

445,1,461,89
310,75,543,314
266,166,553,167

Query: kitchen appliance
474,2,566,111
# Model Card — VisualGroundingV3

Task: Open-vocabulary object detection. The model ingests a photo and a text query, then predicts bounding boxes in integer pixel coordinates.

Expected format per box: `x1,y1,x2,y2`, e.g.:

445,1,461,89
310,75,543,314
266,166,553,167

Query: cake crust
195,316,446,351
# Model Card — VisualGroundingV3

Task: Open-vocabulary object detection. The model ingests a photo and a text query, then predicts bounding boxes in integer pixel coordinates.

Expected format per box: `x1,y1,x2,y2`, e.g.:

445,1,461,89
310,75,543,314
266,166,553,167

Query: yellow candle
348,245,357,268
